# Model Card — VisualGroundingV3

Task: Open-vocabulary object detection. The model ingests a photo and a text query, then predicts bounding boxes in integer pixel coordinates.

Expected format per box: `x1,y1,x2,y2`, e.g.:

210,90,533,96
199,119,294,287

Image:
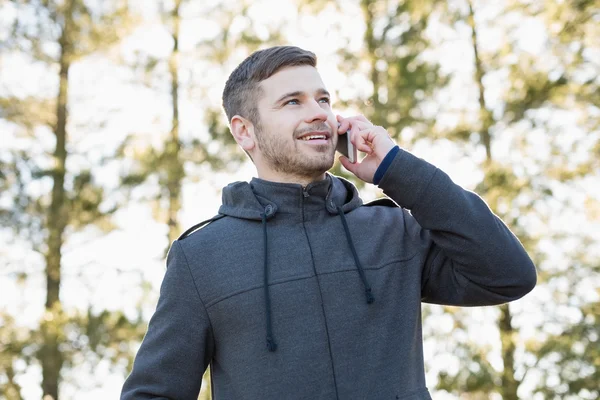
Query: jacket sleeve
377,148,537,306
121,240,213,399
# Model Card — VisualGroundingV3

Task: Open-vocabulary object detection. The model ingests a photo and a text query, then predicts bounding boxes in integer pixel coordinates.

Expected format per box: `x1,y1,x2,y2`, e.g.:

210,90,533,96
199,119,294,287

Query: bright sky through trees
1,0,598,398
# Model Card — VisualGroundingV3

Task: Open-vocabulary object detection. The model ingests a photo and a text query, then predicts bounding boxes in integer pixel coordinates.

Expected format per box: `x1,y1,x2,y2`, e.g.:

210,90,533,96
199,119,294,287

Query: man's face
251,65,338,181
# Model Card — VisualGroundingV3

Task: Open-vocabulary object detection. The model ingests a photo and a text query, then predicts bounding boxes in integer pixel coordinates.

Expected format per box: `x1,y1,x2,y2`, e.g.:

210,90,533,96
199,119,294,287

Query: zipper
300,190,340,400
302,187,310,198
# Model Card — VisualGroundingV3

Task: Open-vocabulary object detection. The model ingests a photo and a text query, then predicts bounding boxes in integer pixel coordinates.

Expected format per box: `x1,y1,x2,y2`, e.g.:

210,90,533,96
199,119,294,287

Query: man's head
222,46,338,184
222,46,317,129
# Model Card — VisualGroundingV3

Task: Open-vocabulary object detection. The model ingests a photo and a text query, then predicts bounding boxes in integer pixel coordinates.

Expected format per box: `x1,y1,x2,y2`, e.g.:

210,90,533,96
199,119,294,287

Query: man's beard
255,122,335,179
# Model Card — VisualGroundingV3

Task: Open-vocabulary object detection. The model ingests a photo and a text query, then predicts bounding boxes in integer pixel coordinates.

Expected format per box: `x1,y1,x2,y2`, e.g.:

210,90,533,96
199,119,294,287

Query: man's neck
255,170,326,187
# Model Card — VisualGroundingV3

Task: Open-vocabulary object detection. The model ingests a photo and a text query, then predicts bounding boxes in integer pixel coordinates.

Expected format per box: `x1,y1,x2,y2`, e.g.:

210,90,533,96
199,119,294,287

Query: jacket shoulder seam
363,197,398,208
204,273,316,309
178,214,226,240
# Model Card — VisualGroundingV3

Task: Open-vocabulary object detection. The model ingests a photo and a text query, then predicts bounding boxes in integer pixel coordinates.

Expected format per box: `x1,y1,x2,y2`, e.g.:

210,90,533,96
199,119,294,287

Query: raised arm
379,148,537,305
337,115,536,306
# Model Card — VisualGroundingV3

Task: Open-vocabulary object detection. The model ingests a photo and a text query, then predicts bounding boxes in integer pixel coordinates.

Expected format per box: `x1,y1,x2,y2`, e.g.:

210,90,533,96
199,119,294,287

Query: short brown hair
222,46,317,126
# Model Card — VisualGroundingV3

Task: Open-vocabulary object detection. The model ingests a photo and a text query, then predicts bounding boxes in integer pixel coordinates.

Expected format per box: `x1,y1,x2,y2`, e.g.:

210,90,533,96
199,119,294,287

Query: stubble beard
255,124,335,180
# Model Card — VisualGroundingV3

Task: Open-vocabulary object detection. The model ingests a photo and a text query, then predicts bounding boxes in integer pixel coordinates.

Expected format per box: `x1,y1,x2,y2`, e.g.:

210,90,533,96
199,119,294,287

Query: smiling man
121,46,537,400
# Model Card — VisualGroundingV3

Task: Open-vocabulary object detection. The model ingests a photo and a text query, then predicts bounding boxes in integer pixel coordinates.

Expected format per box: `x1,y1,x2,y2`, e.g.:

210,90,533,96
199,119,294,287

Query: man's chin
291,158,334,178
264,150,336,177
311,159,335,176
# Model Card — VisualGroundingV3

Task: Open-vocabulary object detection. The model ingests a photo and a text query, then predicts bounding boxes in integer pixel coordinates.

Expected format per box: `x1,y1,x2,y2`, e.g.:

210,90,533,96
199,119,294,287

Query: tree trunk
499,304,519,400
467,2,519,399
360,0,383,125
467,0,492,161
166,0,208,398
40,2,75,398
361,0,380,107
166,0,184,246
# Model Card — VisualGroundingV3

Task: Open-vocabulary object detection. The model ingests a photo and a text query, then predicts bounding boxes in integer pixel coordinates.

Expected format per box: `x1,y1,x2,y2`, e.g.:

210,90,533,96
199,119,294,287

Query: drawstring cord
262,212,277,352
261,204,373,353
337,206,375,304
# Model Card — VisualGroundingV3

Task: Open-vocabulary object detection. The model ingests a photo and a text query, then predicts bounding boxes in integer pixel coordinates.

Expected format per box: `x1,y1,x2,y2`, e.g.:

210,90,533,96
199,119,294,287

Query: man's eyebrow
275,91,303,104
274,88,331,104
316,88,331,98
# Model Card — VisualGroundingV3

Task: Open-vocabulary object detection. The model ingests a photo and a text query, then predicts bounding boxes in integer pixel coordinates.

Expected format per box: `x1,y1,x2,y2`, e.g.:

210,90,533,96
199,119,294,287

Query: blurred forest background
0,0,598,399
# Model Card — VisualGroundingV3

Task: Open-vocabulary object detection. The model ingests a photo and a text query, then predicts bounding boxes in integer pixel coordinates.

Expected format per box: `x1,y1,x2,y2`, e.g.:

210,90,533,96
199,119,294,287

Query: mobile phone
336,126,357,163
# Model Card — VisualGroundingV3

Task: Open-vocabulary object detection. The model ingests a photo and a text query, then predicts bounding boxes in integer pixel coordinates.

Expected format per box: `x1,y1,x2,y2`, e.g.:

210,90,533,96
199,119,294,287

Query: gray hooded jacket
121,148,536,400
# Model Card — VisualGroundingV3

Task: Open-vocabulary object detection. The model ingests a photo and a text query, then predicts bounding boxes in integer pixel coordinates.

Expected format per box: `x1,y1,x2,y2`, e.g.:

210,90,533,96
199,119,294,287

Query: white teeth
301,135,327,141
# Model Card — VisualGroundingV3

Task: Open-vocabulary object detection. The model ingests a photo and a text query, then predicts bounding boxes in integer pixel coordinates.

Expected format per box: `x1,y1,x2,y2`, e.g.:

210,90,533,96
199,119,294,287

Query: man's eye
319,97,331,104
285,99,300,105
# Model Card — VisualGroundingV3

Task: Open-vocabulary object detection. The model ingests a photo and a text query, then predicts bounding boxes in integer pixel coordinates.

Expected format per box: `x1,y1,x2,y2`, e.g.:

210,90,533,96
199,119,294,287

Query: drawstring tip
266,336,277,352
365,288,375,304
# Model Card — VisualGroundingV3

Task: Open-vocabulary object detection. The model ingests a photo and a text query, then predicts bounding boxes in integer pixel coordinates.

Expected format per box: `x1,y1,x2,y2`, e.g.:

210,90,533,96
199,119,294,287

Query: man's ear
230,115,256,152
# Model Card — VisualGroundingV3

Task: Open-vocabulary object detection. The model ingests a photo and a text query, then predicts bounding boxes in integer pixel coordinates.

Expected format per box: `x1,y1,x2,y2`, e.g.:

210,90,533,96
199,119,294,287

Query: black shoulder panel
364,197,398,208
178,214,226,240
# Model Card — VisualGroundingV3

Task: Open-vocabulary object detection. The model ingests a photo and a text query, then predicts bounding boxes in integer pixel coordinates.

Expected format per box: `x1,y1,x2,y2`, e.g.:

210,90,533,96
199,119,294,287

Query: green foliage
0,312,31,400
313,0,450,186
425,0,600,397
1,0,143,398
437,348,498,394
338,0,449,141
5,0,136,64
65,307,147,373
25,304,147,385
0,151,47,249
529,244,600,399
68,171,116,231
0,96,55,130
117,0,289,222
534,298,600,399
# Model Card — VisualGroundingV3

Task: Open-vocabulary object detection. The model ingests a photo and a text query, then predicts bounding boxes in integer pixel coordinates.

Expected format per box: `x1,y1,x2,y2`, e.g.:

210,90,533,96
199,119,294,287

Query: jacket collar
218,173,363,220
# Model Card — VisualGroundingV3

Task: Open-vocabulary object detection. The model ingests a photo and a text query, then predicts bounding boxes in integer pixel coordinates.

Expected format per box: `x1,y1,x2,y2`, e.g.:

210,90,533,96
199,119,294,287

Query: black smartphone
336,126,357,163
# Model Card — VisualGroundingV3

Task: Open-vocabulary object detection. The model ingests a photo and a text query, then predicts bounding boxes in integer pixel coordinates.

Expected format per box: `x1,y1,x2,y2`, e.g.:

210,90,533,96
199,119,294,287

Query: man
121,46,536,400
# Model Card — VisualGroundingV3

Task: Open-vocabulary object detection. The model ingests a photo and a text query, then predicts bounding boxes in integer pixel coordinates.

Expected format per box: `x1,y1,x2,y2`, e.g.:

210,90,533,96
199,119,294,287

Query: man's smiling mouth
300,134,328,141
297,131,331,142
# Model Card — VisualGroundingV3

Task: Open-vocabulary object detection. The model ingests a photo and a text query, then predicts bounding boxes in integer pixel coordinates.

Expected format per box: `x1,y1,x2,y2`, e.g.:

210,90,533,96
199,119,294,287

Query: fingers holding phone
336,123,357,163
336,115,396,183
336,115,373,164
337,115,394,160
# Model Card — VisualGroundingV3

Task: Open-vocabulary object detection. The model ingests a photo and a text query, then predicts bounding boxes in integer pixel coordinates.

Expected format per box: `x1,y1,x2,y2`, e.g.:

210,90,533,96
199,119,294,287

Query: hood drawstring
261,203,373,353
262,211,277,352
337,206,375,304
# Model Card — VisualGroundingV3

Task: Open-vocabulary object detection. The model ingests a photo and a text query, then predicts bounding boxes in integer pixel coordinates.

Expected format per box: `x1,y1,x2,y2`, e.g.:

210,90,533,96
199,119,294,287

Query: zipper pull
302,187,310,198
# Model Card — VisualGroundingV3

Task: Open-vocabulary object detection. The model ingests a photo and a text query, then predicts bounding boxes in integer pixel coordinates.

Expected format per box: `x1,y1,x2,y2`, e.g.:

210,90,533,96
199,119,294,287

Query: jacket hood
218,173,363,220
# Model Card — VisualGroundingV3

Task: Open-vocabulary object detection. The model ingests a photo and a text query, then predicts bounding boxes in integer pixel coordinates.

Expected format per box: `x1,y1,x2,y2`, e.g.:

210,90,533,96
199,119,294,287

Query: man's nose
304,99,328,123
